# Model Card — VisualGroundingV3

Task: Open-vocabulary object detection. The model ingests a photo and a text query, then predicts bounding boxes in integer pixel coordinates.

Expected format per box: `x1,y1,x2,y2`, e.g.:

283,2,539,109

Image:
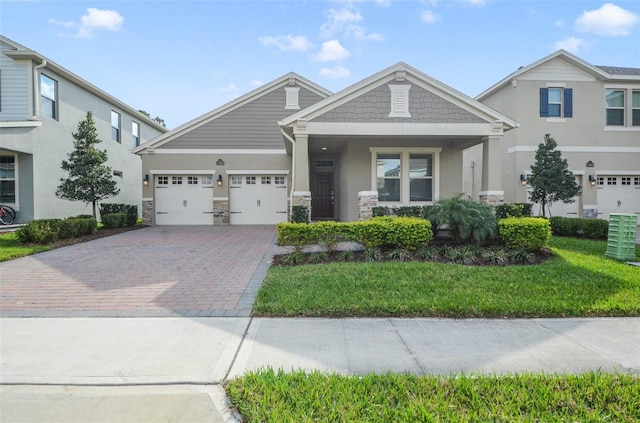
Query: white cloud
554,36,585,54
314,40,351,62
375,0,393,7
555,20,564,28
461,0,486,6
346,25,384,41
575,3,638,36
319,66,351,79
421,10,440,24
48,18,76,29
220,83,237,92
259,35,313,51
76,8,124,38
321,7,363,38
250,80,264,87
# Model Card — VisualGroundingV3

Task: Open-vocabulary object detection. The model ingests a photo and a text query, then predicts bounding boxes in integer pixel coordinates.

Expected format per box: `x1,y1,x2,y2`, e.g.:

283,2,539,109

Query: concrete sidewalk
2,317,639,422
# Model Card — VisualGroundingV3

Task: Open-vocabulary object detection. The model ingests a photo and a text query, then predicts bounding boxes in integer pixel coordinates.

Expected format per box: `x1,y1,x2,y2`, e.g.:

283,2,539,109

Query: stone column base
479,191,504,208
358,191,379,221
142,200,154,225
213,197,229,225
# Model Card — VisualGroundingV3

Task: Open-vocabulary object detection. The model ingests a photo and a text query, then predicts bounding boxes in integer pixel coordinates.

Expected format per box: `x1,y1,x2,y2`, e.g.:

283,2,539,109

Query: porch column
479,135,504,206
294,133,310,191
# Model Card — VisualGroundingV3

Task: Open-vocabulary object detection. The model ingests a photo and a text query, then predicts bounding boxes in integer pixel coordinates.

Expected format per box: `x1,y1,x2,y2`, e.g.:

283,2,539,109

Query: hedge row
277,217,434,251
100,203,138,227
550,216,609,239
17,216,97,244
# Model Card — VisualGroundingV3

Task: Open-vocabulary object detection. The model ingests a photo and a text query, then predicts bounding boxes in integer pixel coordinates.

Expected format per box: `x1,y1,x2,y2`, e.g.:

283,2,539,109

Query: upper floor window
40,74,58,119
539,87,572,118
632,91,640,126
0,155,16,203
111,111,121,142
132,121,140,148
605,89,625,126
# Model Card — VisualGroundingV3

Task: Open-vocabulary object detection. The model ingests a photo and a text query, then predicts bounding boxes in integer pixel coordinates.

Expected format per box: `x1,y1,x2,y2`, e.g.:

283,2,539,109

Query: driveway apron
0,226,276,317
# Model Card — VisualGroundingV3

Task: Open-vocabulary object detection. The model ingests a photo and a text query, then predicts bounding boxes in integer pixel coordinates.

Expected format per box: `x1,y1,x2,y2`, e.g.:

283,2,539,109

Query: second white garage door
597,175,640,220
229,175,288,225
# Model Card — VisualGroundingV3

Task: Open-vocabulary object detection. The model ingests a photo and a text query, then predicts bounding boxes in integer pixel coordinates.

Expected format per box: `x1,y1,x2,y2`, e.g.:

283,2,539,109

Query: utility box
605,213,638,261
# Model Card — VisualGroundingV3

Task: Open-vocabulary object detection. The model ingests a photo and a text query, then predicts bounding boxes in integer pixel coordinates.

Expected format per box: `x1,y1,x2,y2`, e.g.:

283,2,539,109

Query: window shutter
539,88,549,117
564,88,573,118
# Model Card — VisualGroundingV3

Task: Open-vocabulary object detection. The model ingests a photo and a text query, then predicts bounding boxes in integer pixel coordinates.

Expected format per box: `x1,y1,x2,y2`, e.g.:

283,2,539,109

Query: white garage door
597,176,640,220
229,175,288,225
527,184,580,218
155,175,214,225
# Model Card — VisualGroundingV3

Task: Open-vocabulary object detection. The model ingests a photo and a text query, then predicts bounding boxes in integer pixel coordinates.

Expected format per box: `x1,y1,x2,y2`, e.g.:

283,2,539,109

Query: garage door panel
155,175,214,225
229,175,288,225
597,176,640,220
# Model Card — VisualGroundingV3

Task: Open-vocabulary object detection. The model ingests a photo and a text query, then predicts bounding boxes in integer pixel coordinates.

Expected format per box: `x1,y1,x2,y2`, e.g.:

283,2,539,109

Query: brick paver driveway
0,226,277,317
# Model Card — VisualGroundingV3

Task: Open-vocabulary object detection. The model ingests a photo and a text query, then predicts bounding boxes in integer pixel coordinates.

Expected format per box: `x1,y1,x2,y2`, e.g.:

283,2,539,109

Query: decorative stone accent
478,191,504,208
358,191,379,221
292,191,312,222
213,198,229,225
142,200,154,225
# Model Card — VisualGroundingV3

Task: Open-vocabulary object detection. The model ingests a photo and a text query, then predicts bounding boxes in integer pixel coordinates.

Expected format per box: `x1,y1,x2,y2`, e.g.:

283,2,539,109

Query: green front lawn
254,237,640,318
0,232,52,262
226,369,639,422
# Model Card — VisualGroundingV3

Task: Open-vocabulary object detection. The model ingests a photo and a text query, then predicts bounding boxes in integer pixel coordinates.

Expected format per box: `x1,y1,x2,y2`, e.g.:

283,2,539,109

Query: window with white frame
275,176,286,185
132,121,140,148
606,90,625,126
633,91,640,126
371,148,439,203
157,176,168,185
187,176,198,185
245,176,256,185
0,155,16,203
111,111,121,142
40,74,57,119
202,175,213,185
172,176,182,185
261,176,272,184
231,176,242,185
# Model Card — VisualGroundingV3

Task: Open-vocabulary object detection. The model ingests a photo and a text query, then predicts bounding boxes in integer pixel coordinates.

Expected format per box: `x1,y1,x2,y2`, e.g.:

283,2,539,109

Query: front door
312,173,334,220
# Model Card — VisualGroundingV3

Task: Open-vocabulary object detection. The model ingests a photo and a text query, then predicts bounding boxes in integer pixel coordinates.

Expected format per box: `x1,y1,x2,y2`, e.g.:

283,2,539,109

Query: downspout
279,125,296,220
31,59,47,119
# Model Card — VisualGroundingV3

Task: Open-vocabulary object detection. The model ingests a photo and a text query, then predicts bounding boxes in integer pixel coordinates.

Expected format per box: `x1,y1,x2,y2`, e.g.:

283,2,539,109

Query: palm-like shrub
428,194,497,245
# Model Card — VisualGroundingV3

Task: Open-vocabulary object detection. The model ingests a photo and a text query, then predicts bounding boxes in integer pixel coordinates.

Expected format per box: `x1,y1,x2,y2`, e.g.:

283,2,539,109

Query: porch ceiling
307,135,485,154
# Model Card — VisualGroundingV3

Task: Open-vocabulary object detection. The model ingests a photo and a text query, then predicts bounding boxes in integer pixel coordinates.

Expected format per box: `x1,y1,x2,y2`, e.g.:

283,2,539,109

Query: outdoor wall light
589,175,597,186
520,174,527,186
143,174,149,186
217,174,223,187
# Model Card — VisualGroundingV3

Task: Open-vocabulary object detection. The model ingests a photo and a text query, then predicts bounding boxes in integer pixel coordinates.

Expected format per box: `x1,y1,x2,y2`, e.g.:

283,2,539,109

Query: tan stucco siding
312,83,485,124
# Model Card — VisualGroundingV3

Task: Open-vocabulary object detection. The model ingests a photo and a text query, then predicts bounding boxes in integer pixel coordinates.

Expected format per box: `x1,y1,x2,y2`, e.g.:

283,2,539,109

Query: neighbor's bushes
100,203,138,227
372,205,431,219
495,203,533,219
499,217,551,251
277,217,433,251
550,216,609,240
16,216,97,244
101,212,127,229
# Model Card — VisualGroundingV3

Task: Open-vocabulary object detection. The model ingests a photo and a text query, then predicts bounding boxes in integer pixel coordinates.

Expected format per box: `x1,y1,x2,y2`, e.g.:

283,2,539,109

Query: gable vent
285,86,300,110
388,85,411,118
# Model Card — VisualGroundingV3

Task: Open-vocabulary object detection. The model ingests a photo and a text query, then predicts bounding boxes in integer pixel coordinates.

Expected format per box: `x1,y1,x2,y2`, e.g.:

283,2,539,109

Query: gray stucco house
470,50,640,220
0,35,167,223
136,62,516,225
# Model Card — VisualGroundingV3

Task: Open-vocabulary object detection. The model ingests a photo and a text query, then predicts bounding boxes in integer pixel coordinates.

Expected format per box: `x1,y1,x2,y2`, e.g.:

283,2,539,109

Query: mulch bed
48,225,146,249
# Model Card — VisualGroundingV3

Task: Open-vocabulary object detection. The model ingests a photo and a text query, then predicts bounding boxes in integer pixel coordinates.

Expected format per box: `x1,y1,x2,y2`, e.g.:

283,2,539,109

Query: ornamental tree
56,111,119,218
528,134,581,218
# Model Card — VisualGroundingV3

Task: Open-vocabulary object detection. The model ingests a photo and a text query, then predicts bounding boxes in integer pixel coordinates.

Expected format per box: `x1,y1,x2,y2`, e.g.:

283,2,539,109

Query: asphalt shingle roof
596,65,640,76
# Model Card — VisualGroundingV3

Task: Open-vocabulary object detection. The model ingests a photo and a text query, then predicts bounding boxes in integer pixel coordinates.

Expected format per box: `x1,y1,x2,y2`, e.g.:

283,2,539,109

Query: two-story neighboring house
469,50,640,220
0,35,167,223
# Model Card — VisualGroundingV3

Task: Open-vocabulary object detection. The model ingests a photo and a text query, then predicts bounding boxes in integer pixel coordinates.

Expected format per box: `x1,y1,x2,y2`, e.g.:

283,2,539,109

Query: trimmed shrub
372,206,390,217
102,213,126,229
385,217,433,250
499,217,551,251
550,216,608,240
58,217,97,239
16,219,62,244
291,205,309,223
350,218,392,250
428,194,498,245
495,203,533,219
100,204,138,227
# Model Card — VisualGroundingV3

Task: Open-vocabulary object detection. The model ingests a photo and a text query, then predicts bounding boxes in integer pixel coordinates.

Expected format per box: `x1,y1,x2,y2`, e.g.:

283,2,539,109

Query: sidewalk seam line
223,317,254,383
389,318,427,375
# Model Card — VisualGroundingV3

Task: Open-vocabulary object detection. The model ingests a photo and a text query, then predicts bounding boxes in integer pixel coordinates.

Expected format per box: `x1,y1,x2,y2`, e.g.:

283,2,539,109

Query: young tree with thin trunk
528,134,581,218
56,111,120,218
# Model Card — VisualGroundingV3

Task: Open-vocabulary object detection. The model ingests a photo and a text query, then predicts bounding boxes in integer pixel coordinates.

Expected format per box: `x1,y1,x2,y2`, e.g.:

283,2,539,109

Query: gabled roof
475,50,639,101
1,35,168,132
134,72,331,153
279,62,516,130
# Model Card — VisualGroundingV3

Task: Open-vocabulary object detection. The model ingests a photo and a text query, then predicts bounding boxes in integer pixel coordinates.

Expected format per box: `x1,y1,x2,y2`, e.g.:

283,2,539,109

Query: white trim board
149,170,216,175
507,146,640,154
142,149,288,155
226,170,290,175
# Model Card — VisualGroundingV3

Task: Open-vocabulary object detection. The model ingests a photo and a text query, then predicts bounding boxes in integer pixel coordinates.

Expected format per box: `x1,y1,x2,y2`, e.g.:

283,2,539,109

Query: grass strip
0,232,51,262
254,237,640,318
226,369,640,423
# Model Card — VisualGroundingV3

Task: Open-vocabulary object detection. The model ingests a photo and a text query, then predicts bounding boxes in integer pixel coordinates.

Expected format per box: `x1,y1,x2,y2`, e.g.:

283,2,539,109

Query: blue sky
2,0,639,129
